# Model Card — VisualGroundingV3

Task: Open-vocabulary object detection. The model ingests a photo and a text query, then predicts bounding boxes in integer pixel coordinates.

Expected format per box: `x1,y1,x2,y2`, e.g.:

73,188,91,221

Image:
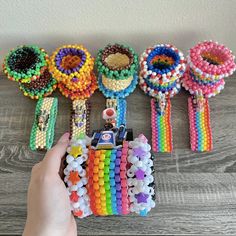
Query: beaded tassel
188,97,212,151
151,98,172,152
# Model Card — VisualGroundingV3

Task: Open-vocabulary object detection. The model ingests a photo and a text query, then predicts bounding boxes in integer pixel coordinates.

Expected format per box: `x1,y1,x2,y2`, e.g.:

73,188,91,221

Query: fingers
42,132,70,174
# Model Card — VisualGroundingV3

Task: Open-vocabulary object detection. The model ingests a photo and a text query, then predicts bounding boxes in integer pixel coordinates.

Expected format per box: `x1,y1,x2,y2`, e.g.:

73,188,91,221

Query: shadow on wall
0,30,206,68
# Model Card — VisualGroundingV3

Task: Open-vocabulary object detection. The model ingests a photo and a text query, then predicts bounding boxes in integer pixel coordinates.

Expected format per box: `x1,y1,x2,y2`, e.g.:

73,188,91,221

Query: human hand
23,133,77,236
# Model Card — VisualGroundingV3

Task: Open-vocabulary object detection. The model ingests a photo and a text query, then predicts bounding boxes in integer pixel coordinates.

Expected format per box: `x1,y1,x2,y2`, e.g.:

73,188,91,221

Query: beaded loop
139,44,186,152
29,97,58,150
3,45,56,99
182,41,236,152
49,45,97,100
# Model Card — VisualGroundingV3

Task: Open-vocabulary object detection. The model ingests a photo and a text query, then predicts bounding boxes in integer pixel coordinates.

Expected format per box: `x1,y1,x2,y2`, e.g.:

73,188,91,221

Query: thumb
43,132,70,174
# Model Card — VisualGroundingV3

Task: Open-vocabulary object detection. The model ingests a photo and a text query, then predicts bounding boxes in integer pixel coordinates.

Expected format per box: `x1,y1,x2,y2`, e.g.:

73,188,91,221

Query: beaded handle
30,97,58,150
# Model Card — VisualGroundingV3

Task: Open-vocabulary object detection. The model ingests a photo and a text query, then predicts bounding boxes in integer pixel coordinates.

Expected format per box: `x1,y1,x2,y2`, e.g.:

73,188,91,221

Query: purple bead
72,77,78,82
116,191,122,199
116,150,122,157
117,206,122,214
115,167,120,174
116,184,121,191
115,175,120,183
115,158,121,166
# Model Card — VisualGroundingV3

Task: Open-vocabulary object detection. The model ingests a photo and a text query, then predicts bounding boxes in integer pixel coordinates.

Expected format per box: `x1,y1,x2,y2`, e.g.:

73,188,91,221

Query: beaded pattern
151,98,172,152
106,98,127,127
139,44,186,152
127,134,156,216
30,97,58,150
70,100,90,140
182,41,236,152
64,137,92,218
3,45,56,99
188,97,212,151
49,45,97,100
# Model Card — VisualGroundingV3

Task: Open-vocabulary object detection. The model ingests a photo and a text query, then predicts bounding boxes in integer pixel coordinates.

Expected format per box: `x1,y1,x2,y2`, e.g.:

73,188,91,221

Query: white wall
0,0,235,65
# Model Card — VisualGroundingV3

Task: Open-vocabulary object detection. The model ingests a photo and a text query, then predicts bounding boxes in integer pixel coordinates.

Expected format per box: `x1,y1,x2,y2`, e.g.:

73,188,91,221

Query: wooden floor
0,76,236,235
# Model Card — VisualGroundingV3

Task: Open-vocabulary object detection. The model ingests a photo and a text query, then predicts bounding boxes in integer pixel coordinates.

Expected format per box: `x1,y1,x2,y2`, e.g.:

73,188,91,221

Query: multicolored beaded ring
95,43,138,126
182,41,236,151
139,44,186,152
3,45,57,99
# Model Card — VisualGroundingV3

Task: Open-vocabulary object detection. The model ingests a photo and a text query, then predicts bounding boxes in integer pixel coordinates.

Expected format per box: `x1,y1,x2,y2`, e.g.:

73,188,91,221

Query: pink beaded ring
182,41,236,152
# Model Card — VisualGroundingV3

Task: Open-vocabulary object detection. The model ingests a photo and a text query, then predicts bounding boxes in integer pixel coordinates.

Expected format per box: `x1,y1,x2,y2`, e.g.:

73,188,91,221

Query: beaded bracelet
96,43,138,125
127,134,156,216
182,41,236,151
64,136,92,218
139,44,186,152
3,45,57,99
29,97,58,150
49,45,97,100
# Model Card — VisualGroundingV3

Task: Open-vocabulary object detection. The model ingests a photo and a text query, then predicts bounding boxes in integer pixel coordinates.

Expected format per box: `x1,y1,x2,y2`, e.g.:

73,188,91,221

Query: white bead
66,155,74,163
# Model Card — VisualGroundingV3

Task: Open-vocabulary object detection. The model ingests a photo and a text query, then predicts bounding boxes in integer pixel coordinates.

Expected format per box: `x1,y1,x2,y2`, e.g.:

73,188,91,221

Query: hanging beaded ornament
3,45,57,99
182,41,236,151
139,44,186,152
95,43,138,126
64,109,156,218
49,45,97,139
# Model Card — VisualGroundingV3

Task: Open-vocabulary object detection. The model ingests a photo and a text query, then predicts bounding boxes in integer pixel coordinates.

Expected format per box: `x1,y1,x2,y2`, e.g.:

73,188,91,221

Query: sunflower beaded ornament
139,44,186,152
182,41,236,151
95,43,138,126
3,45,57,99
49,45,97,139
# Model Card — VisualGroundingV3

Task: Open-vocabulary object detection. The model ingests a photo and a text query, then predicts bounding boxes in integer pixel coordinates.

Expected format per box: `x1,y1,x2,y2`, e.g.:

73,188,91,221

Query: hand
23,133,77,236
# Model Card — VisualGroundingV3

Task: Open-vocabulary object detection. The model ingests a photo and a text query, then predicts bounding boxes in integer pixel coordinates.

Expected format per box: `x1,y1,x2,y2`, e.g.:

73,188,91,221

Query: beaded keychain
95,43,138,126
182,41,236,151
49,44,97,139
3,45,57,99
139,44,186,152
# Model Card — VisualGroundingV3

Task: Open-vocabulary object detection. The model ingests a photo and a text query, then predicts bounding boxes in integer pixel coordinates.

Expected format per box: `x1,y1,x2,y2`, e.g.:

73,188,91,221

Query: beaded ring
3,45,57,99
139,44,186,152
96,43,138,126
182,41,236,151
29,97,58,150
49,44,97,100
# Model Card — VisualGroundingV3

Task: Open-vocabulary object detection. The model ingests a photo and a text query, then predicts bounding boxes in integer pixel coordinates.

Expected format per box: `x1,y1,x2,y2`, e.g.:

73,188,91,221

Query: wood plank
0,173,236,235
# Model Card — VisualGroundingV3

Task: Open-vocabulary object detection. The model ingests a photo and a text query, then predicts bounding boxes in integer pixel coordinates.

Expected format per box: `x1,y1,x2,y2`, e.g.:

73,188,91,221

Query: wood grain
0,76,236,235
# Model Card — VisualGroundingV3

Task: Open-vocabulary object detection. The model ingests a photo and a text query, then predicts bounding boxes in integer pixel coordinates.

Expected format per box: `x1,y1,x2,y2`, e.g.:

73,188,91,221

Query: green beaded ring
30,97,58,150
95,43,138,80
3,45,48,83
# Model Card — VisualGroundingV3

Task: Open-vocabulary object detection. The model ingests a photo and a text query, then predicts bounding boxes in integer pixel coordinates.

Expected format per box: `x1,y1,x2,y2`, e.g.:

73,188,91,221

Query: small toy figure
102,108,117,129
72,104,86,128
37,110,49,131
193,90,205,112
156,93,167,116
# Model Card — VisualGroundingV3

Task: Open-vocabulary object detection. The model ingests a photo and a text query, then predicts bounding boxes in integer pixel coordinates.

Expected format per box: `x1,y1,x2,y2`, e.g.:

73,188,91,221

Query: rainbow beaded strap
70,100,90,140
182,41,236,151
30,97,58,150
139,44,186,152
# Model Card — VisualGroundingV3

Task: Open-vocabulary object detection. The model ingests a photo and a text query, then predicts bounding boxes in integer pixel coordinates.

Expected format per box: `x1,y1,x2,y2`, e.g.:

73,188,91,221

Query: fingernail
58,132,70,143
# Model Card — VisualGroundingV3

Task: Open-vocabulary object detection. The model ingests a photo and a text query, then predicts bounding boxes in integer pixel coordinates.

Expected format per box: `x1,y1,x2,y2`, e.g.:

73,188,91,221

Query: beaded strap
106,98,127,126
151,98,172,152
70,100,90,140
64,137,92,218
30,97,58,150
188,96,212,151
127,134,156,216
